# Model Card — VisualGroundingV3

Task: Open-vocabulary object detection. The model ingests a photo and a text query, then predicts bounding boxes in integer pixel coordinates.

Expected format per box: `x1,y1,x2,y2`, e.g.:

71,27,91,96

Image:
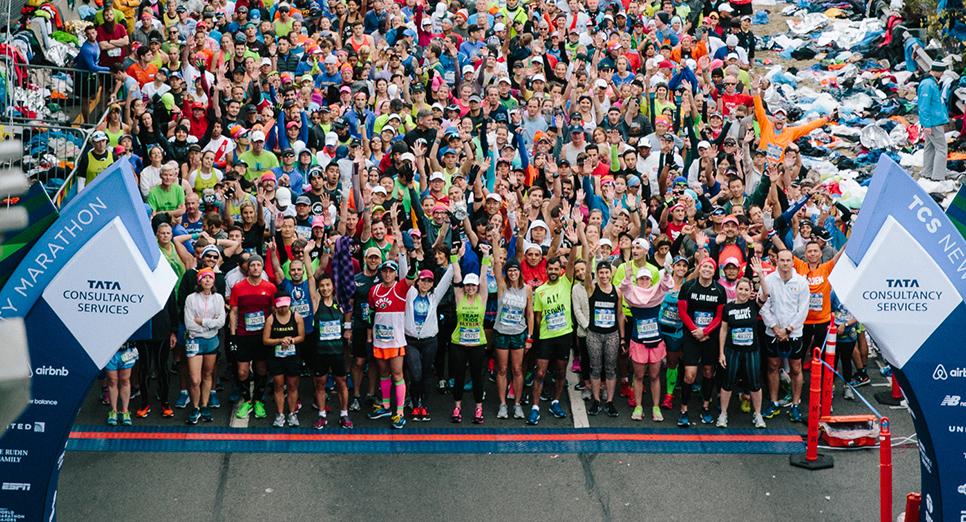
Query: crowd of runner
81,0,892,430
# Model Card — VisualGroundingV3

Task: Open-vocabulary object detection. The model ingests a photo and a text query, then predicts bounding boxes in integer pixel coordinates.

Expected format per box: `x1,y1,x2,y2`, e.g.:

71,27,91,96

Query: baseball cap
276,187,292,207
722,256,741,268
250,130,266,142
92,131,108,142
635,268,652,280
418,269,435,281
485,193,502,202
295,196,312,206
697,140,711,150
721,215,739,226
463,273,481,286
631,237,650,250
275,296,292,307
430,171,446,182
364,247,382,258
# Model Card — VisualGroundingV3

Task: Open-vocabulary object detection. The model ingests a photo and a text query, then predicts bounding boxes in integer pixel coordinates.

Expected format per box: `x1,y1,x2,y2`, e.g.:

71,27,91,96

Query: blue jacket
918,76,949,128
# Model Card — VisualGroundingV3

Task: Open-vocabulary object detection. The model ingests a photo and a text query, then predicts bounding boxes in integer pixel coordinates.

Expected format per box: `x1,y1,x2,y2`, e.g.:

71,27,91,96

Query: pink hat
275,296,292,307
311,216,325,228
260,172,277,184
418,269,435,280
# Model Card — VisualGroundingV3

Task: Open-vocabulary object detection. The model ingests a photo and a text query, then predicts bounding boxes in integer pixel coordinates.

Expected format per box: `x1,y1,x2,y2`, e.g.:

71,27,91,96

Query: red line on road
69,431,802,443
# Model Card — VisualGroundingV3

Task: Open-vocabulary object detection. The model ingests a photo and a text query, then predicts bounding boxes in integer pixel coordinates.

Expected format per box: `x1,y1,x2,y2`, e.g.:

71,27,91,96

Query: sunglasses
203,253,220,259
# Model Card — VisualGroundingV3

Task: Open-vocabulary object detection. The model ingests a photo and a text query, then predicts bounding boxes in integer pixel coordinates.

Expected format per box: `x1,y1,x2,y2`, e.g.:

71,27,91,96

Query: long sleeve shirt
76,41,109,72
572,283,590,337
917,76,949,128
753,96,828,158
620,269,674,309
184,292,226,339
759,270,810,338
403,264,455,339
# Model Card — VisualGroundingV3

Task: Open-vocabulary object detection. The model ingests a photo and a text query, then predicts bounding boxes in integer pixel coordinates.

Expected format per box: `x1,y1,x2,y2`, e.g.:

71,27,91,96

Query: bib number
360,303,370,321
546,309,567,331
107,48,121,57
318,320,341,341
499,307,524,329
809,292,824,311
244,311,265,332
185,338,200,357
636,318,659,340
694,310,713,328
593,306,616,329
120,347,138,364
459,326,481,345
374,323,394,343
293,301,310,318
766,143,783,164
732,327,754,346
660,305,680,325
275,343,296,358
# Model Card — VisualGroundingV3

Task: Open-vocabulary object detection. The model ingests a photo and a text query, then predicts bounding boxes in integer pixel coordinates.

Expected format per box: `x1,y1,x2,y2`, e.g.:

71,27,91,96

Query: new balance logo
942,395,962,407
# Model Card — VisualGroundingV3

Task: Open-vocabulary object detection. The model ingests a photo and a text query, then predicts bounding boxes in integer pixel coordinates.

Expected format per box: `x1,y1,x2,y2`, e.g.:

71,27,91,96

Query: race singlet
244,311,265,332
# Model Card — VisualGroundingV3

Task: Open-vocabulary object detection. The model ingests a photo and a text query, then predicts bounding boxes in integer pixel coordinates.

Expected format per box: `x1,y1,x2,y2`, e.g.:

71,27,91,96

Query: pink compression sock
394,379,407,414
380,377,391,409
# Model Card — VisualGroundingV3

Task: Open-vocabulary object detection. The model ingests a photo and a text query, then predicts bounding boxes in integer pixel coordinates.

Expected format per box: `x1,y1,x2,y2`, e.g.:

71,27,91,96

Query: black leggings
136,339,170,406
451,344,486,403
406,335,438,406
836,342,856,382
436,312,457,381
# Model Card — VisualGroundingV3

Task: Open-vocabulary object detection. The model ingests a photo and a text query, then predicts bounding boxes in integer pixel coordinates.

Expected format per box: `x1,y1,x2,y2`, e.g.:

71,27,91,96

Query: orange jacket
753,96,828,158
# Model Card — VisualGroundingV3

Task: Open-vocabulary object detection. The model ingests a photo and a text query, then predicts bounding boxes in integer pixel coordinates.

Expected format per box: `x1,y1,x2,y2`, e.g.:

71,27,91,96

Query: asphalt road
58,355,921,522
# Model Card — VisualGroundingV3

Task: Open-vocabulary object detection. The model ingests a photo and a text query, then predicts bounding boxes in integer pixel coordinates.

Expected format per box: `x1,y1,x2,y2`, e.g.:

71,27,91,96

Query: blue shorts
494,331,526,350
105,347,138,371
185,336,220,357
660,330,684,353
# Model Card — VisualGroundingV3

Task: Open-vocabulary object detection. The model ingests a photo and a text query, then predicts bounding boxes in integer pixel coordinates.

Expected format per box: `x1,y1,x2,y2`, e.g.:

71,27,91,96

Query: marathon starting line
67,425,805,454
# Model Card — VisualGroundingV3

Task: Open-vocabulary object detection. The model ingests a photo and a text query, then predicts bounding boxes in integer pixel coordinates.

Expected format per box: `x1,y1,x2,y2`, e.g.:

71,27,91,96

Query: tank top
314,301,344,355
588,285,619,334
452,294,487,346
629,302,662,344
268,312,299,358
105,126,124,147
192,169,221,193
494,286,527,335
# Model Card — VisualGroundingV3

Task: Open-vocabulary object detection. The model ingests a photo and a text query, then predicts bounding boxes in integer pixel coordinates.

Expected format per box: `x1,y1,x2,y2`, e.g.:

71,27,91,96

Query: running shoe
186,408,201,425
161,403,175,418
740,398,751,413
391,414,406,429
571,357,582,374
473,405,484,424
715,412,728,428
314,415,327,430
349,396,361,412
451,406,462,423
660,393,674,410
200,407,213,423
438,379,448,392
549,400,567,419
513,404,525,419
420,407,432,422
121,412,132,426
287,413,299,427
235,402,253,419
272,413,285,427
497,404,509,419
174,390,190,409
789,404,804,423
619,382,632,398
106,411,118,426
843,387,855,401
587,400,602,416
778,391,793,407
753,413,767,429
340,415,353,429
581,389,592,401
524,370,534,388
762,402,782,419
630,406,644,421
135,405,151,418
651,406,664,422
411,406,423,422
253,401,268,419
527,407,540,425
701,408,714,425
368,406,392,419
574,381,586,391
849,374,871,387
677,411,690,428
605,402,619,418
208,391,221,409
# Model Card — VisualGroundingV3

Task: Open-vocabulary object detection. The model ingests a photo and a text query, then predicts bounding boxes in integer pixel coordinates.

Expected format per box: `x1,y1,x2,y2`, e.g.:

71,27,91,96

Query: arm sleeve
678,298,698,331
702,303,724,336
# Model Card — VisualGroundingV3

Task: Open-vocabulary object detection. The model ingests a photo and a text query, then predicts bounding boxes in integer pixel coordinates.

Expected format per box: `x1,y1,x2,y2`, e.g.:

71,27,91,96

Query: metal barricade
7,63,111,128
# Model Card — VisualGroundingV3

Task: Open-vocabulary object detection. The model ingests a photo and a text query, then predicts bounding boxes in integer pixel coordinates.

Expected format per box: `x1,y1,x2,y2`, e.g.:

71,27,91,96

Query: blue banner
830,156,966,522
0,161,176,522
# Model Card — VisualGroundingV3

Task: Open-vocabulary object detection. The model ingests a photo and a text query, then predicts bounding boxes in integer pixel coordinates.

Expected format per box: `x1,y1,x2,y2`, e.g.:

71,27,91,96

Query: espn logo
1,482,30,491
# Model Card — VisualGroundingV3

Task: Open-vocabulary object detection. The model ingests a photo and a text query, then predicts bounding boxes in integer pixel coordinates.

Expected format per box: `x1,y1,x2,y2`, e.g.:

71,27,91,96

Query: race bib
636,318,659,339
120,347,138,364
660,305,680,325
809,292,824,311
293,301,311,318
459,326,482,345
374,323,394,343
732,327,754,346
593,306,616,329
185,338,200,357
318,320,341,341
546,309,567,331
499,307,524,328
107,48,121,57
244,311,265,332
694,310,713,327
766,143,783,164
275,343,296,358
360,303,370,321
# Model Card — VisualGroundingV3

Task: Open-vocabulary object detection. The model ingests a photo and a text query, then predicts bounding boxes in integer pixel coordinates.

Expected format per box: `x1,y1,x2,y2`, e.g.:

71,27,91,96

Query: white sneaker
716,412,728,428
287,413,299,427
753,413,766,429
497,404,509,419
513,404,525,419
273,413,285,428
843,387,855,401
